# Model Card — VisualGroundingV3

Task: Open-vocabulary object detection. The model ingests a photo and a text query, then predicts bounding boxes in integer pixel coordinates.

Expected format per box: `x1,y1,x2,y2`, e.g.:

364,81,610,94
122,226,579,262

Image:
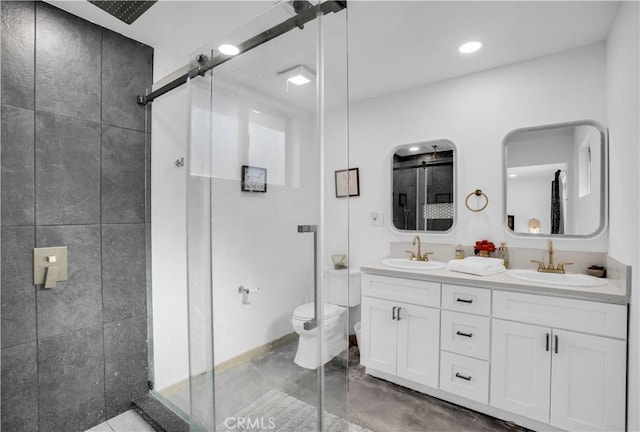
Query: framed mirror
392,140,456,232
504,120,607,238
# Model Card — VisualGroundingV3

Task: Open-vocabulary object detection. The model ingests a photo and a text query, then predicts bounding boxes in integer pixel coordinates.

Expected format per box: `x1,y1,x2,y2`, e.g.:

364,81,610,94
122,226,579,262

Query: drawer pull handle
392,306,397,321
546,333,550,352
397,307,402,321
555,334,559,354
456,298,473,304
455,372,472,381
456,331,473,338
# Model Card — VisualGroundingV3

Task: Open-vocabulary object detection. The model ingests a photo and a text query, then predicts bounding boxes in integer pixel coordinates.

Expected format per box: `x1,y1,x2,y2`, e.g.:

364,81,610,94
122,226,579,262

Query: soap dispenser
497,242,509,268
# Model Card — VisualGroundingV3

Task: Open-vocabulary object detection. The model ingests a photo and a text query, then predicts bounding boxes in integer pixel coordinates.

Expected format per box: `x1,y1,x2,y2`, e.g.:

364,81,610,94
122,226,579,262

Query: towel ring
465,189,489,212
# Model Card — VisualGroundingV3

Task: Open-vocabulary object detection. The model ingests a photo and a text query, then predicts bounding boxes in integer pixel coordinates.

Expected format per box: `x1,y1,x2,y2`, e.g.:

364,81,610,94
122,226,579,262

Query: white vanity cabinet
360,275,440,387
491,291,627,432
360,268,628,432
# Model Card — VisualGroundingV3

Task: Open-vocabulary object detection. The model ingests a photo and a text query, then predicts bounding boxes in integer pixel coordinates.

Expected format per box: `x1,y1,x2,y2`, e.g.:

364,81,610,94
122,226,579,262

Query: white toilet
292,269,361,369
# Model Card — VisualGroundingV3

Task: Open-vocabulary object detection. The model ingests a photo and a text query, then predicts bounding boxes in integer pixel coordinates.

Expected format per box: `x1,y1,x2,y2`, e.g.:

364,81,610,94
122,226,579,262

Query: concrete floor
161,339,530,432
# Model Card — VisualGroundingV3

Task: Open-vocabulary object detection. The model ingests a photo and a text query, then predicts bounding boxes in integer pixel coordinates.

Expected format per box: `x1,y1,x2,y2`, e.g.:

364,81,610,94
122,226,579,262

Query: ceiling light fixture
509,174,517,178
279,65,315,86
218,44,240,56
458,41,482,54
409,147,420,152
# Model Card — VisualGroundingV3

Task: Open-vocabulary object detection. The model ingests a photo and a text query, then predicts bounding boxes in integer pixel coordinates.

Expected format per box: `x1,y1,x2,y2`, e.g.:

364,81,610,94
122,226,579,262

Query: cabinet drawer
441,284,490,316
493,290,627,339
362,274,440,308
441,311,490,360
439,351,489,404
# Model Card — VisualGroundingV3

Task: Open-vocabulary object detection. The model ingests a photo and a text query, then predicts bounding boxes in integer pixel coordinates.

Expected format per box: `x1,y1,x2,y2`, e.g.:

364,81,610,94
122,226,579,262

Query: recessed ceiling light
459,41,482,54
218,44,240,56
509,174,518,178
409,147,420,152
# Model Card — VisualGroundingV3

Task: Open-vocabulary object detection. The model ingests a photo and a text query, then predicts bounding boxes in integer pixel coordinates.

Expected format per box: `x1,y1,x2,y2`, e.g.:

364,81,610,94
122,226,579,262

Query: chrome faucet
406,235,434,262
530,240,573,274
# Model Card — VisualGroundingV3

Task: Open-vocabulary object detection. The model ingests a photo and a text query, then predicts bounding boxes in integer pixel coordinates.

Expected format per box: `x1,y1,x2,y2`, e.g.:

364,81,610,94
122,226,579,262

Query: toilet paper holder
238,285,259,304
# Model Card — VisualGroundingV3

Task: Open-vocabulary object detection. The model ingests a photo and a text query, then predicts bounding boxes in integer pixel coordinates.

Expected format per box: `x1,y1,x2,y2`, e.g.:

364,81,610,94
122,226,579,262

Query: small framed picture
335,168,360,198
241,165,267,193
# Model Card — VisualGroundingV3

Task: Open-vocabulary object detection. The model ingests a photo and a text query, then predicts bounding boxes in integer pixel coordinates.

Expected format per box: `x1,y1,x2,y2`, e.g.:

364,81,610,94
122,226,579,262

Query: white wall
573,125,602,235
326,43,608,270
507,176,551,233
606,2,640,431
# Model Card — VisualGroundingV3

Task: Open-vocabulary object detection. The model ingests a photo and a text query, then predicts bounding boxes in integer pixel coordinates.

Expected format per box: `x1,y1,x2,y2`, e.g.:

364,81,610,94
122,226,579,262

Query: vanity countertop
361,262,629,305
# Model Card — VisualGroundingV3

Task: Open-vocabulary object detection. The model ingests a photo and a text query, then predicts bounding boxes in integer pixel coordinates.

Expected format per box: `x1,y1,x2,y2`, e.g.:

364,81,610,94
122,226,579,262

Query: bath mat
217,389,372,432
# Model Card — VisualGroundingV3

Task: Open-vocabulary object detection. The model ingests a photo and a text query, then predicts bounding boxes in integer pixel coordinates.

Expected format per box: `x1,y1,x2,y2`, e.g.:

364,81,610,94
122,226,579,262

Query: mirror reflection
505,121,606,237
392,140,455,232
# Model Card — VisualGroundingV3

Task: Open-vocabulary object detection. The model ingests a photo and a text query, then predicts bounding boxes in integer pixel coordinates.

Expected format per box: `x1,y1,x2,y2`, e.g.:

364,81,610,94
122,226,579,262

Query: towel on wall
447,256,506,276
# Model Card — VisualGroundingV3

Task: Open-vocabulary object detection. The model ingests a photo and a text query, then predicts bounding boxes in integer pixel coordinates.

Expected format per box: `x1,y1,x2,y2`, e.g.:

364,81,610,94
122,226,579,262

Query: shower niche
392,140,455,232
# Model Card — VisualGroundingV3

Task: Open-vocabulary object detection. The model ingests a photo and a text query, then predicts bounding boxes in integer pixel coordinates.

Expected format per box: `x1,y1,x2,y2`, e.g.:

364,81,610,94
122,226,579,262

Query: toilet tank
327,269,361,307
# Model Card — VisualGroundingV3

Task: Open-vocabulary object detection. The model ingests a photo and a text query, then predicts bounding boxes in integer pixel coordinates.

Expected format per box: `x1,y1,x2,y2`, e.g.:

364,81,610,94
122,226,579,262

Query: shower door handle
298,225,319,329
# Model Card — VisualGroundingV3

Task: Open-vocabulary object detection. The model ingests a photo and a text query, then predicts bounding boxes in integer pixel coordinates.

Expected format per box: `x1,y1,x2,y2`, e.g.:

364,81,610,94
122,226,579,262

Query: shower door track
137,0,347,106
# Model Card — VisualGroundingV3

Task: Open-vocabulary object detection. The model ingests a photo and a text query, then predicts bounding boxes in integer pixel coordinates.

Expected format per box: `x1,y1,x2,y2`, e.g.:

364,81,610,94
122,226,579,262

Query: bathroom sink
381,258,446,271
506,269,608,287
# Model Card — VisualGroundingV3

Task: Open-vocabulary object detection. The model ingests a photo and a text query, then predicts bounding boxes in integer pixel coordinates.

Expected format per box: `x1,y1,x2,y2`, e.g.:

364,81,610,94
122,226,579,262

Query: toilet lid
293,303,340,320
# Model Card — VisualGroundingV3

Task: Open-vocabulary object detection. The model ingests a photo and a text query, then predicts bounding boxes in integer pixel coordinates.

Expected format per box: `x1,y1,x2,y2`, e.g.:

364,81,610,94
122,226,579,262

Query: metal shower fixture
87,0,157,25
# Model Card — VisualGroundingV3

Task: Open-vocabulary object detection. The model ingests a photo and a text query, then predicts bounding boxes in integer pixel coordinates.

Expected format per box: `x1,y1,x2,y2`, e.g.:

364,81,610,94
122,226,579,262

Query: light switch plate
33,246,68,286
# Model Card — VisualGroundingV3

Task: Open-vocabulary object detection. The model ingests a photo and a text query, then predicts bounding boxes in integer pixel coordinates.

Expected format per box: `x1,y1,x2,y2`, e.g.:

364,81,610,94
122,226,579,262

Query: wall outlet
371,212,384,227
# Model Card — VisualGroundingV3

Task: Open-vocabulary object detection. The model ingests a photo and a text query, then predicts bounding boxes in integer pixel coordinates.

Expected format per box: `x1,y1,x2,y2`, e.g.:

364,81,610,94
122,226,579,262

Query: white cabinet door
360,296,397,375
490,319,551,423
396,303,440,387
550,330,626,432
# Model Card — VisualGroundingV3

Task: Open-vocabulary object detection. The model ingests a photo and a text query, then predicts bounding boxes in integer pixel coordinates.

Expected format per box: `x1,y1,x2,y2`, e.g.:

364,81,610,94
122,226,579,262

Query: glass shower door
185,2,349,431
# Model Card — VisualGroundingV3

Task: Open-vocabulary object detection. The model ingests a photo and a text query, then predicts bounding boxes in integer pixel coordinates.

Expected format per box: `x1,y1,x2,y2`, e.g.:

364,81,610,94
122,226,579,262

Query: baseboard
157,332,298,399
215,332,297,374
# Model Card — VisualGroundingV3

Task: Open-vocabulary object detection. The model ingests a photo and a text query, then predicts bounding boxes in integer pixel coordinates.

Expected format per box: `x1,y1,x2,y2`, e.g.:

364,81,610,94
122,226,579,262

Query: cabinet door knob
456,298,473,304
396,307,402,321
456,330,473,338
455,372,472,381
392,306,397,321
554,334,559,354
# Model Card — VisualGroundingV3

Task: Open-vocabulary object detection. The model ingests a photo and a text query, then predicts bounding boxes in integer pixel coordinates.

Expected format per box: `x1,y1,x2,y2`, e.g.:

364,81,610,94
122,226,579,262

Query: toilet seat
293,303,340,321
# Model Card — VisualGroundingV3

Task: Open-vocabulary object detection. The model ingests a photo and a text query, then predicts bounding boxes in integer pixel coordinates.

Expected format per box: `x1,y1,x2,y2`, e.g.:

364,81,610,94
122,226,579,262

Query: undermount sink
381,258,446,270
506,269,608,287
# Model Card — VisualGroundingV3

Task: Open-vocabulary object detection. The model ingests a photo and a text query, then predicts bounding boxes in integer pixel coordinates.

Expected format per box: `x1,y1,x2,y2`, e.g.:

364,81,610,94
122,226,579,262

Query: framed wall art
241,165,267,193
335,168,360,198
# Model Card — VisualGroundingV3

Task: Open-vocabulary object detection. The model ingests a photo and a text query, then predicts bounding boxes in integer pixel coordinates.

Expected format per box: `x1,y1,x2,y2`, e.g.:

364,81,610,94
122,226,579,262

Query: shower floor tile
84,410,154,432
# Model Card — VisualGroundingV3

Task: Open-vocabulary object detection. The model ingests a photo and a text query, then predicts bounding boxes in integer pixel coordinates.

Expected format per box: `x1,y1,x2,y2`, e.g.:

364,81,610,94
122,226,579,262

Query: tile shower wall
1,2,153,431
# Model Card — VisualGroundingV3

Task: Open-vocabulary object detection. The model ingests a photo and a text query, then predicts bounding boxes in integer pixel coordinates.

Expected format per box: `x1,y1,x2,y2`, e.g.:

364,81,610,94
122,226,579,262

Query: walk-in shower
141,2,350,430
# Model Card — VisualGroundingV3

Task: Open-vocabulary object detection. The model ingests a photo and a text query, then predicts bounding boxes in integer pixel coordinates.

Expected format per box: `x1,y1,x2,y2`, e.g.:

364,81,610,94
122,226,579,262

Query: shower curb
132,393,189,432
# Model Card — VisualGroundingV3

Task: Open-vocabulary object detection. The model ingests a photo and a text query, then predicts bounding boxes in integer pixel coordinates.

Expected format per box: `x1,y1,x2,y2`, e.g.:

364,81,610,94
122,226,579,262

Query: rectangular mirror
504,120,607,237
392,140,455,232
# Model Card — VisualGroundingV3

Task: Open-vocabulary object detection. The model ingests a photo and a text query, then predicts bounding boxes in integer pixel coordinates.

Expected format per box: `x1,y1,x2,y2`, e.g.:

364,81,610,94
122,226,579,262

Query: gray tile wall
1,2,153,430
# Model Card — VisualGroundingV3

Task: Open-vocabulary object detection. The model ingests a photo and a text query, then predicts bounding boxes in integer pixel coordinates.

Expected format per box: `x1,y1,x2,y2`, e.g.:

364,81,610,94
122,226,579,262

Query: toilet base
294,334,347,369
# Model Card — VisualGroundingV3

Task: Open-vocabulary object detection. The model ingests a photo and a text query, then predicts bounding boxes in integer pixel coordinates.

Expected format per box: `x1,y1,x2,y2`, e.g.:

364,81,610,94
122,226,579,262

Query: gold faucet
406,235,434,261
530,240,573,274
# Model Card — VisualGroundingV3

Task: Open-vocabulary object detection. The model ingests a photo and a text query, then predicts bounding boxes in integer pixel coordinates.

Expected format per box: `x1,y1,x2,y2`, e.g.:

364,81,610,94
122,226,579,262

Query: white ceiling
46,0,620,104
